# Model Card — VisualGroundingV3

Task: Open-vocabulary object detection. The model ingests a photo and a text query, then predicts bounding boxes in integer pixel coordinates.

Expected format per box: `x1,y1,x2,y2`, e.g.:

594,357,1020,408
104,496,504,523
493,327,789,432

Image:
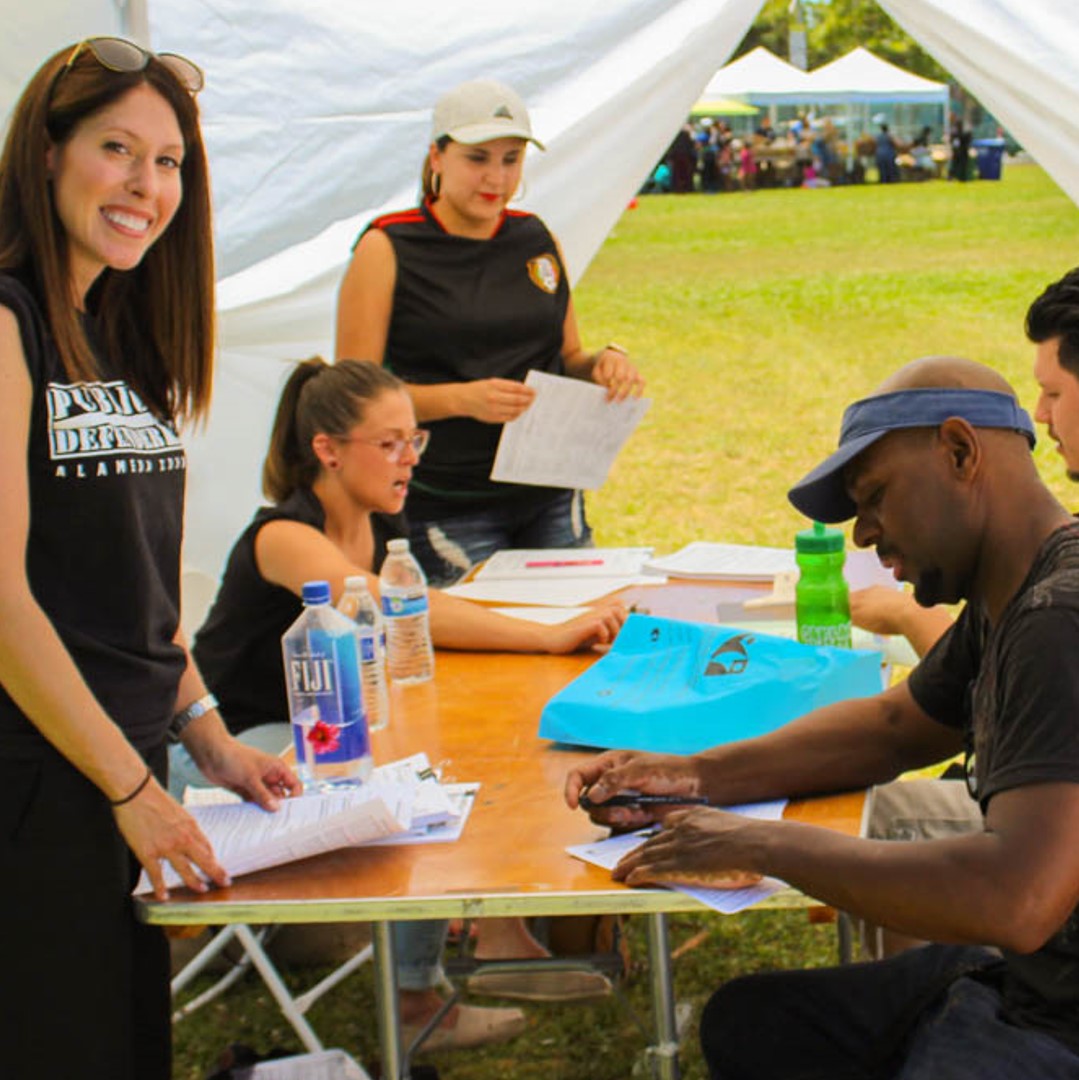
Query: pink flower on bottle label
306,720,341,755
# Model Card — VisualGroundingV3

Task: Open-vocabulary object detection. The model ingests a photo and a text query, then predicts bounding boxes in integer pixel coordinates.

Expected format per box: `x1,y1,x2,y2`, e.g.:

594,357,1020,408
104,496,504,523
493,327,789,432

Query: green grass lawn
579,163,1079,552
173,165,1079,1079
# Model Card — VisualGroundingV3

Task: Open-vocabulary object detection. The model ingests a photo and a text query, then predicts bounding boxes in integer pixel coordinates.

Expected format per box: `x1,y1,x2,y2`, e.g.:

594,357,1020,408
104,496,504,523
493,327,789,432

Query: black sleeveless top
0,272,186,756
193,488,405,736
364,201,570,515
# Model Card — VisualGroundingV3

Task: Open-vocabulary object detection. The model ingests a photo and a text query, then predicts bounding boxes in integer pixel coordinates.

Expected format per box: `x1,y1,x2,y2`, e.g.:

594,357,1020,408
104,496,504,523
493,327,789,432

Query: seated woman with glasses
185,357,624,1048
336,78,645,587
0,38,301,1079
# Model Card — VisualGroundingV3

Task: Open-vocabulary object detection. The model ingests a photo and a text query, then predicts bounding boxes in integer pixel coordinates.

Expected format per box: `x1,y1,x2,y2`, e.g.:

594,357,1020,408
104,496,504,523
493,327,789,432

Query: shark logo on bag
705,633,755,676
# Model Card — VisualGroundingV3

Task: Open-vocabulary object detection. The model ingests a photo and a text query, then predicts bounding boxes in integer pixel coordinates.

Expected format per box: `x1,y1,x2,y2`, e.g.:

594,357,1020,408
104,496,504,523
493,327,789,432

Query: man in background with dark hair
1028,266,1079,481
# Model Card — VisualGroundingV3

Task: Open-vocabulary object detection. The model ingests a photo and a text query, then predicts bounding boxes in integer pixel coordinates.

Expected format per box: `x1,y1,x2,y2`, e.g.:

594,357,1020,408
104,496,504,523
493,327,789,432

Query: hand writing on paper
565,749,703,830
113,777,229,901
612,806,764,890
460,377,536,424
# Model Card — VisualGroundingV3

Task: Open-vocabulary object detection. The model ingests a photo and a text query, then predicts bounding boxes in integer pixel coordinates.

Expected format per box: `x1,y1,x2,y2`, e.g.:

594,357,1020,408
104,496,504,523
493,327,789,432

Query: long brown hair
262,357,404,503
0,42,215,422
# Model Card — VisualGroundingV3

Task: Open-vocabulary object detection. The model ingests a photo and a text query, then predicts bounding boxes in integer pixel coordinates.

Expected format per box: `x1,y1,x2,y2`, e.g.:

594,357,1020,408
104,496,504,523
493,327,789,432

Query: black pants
0,748,171,1080
700,944,1001,1080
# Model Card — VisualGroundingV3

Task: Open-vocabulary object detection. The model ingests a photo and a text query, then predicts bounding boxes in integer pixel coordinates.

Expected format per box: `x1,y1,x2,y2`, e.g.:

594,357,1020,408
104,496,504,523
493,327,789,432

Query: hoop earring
431,172,441,196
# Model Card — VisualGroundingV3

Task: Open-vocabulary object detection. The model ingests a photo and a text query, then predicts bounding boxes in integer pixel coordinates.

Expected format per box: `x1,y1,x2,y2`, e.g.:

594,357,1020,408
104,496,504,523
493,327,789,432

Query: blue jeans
701,943,1079,1079
169,722,448,990
408,489,592,587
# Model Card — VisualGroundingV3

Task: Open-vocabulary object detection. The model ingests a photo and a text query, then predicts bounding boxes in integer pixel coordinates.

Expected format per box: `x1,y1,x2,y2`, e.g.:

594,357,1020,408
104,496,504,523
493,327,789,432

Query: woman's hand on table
113,777,229,901
591,347,645,402
541,599,627,654
612,806,765,889
564,749,704,829
193,736,303,811
849,585,919,636
458,377,535,423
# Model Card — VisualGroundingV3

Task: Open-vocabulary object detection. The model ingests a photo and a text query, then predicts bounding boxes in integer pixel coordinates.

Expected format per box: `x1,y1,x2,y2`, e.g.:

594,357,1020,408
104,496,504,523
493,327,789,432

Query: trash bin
972,138,1006,181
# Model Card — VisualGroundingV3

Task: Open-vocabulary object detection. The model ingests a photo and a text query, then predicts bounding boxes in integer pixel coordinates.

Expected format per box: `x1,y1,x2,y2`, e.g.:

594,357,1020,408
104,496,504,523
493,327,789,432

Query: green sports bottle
795,521,852,648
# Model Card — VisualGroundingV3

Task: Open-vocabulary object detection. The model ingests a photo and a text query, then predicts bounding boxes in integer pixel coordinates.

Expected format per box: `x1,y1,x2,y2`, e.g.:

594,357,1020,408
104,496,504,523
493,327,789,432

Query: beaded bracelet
110,765,153,807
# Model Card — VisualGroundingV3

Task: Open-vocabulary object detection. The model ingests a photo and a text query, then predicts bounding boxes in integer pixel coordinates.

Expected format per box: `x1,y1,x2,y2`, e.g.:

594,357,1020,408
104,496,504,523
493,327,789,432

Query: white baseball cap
430,79,545,150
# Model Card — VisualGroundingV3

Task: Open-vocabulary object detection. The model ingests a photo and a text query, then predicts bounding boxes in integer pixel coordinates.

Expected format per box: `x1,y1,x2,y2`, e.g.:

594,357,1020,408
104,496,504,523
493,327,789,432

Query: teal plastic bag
539,614,882,753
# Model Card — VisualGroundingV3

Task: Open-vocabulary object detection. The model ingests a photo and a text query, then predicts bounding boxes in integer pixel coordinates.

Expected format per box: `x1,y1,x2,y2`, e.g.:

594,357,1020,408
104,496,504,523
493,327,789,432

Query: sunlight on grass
576,165,1079,553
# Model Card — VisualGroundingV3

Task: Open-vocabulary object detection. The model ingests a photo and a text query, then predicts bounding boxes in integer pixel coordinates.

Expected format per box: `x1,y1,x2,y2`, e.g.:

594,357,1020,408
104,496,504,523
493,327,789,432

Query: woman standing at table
0,41,299,1078
335,78,645,587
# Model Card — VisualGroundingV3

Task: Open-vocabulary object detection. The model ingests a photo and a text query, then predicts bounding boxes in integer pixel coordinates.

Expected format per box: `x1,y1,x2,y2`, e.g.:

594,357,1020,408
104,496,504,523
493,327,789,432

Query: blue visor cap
787,387,1037,523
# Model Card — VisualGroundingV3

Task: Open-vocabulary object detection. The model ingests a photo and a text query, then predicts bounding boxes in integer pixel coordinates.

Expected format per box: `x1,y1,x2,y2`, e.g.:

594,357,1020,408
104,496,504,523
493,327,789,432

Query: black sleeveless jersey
364,201,570,513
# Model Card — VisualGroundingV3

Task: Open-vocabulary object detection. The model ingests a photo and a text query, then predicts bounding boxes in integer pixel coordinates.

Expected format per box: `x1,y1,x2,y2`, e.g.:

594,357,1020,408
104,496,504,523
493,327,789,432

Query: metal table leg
645,912,681,1080
373,921,404,1079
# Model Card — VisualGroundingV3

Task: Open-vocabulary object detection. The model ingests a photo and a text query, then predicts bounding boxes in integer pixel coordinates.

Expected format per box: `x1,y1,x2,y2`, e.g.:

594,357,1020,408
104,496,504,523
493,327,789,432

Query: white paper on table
566,800,789,914
137,778,413,893
491,370,650,490
474,547,653,580
444,574,665,607
644,542,796,581
367,782,480,846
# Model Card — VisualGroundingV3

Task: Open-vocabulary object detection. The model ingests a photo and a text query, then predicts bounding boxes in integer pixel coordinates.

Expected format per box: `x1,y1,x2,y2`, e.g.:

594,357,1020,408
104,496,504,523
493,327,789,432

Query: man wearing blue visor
566,355,1079,1078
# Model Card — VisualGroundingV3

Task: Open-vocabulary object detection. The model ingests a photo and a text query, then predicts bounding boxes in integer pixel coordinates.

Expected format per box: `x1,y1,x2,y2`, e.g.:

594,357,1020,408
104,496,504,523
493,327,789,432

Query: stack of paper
644,542,795,581
139,754,477,893
445,546,662,607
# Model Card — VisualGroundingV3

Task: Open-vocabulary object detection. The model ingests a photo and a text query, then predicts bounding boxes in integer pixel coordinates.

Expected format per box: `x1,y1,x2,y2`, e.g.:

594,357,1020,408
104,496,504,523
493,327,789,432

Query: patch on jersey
527,254,560,294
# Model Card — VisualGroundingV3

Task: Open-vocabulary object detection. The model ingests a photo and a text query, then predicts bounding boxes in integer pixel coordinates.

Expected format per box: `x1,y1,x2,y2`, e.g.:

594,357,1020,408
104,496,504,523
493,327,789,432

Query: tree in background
735,0,948,81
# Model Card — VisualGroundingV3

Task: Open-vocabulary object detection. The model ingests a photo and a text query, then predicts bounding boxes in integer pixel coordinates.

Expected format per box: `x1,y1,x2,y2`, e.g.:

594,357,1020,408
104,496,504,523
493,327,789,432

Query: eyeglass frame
60,36,204,95
335,429,430,463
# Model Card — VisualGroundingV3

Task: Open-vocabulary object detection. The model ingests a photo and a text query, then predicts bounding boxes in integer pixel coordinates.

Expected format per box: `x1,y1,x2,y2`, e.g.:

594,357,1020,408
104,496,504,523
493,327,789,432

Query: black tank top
365,201,570,515
0,272,186,756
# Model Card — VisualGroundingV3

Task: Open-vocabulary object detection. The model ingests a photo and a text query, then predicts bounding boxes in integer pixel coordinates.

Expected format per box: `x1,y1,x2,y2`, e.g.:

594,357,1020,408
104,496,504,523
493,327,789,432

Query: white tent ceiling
4,0,1079,579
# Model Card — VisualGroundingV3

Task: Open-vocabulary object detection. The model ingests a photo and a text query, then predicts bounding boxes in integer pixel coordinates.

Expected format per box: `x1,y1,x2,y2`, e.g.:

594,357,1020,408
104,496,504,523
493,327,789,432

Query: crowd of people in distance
647,111,993,194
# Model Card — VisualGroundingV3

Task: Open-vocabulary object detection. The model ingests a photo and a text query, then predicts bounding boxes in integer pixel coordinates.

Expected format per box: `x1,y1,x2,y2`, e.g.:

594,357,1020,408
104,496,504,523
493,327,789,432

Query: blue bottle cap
301,580,332,605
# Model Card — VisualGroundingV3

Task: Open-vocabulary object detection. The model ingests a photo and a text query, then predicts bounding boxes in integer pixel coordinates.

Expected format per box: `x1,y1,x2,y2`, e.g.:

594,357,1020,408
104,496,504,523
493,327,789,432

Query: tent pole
118,0,152,46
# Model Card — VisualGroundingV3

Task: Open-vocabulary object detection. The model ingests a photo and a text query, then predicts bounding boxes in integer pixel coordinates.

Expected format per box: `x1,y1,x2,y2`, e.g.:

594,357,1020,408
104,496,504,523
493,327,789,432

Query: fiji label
287,655,336,695
382,595,428,617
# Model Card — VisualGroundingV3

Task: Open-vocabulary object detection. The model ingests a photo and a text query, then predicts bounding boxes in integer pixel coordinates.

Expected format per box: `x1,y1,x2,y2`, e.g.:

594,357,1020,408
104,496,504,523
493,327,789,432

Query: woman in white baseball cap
335,77,644,588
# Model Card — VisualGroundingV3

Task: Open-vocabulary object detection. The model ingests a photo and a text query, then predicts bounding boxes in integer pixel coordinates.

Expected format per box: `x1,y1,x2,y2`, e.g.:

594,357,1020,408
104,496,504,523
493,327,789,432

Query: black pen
579,789,709,810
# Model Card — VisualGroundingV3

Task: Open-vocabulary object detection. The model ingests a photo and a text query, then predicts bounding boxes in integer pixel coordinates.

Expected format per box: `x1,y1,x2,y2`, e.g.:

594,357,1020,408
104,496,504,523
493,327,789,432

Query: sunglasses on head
63,37,204,95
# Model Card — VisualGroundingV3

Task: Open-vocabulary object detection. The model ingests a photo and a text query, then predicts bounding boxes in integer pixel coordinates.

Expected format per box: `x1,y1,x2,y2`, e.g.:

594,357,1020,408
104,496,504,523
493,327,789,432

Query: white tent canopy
806,46,948,106
4,0,1079,580
699,44,817,105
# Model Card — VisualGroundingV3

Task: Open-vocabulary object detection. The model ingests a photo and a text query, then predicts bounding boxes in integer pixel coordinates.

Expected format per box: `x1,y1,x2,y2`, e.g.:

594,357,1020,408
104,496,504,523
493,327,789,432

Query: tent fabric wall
4,0,1079,580
149,0,766,577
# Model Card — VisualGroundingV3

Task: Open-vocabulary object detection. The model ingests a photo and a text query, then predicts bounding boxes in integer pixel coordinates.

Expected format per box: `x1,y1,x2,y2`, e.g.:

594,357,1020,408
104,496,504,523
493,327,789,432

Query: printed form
491,370,650,490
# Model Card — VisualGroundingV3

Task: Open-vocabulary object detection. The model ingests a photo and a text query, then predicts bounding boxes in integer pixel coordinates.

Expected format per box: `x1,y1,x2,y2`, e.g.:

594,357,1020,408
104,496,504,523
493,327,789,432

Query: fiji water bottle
337,575,390,731
281,580,372,787
795,521,852,648
378,539,435,685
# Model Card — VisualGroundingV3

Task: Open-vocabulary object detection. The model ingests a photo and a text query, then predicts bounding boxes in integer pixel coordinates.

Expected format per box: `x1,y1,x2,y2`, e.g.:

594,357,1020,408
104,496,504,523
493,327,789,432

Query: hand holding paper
491,370,650,490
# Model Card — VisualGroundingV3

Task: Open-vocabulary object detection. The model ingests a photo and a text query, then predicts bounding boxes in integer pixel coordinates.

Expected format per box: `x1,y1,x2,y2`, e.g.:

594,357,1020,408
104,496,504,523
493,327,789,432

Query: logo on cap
494,104,513,119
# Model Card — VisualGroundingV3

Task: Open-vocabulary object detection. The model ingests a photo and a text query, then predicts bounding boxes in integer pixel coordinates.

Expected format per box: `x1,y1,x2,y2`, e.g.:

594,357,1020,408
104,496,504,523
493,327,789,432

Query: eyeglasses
62,37,204,95
339,430,430,463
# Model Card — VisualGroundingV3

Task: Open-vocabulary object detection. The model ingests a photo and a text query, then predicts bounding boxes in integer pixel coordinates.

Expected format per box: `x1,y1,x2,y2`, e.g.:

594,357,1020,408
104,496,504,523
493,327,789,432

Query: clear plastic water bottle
378,539,435,685
337,575,390,731
795,521,852,648
281,580,372,787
